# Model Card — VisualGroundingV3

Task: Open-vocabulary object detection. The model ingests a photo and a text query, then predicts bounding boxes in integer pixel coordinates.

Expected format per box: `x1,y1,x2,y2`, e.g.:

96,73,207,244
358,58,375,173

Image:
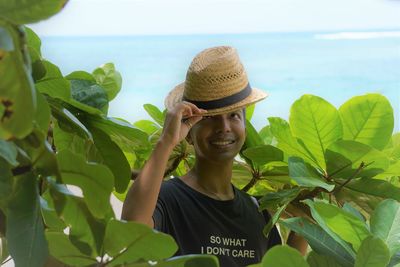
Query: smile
210,140,235,146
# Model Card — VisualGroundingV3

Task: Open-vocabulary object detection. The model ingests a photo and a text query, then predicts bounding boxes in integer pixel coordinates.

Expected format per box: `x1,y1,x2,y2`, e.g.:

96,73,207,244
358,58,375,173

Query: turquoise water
41,31,400,131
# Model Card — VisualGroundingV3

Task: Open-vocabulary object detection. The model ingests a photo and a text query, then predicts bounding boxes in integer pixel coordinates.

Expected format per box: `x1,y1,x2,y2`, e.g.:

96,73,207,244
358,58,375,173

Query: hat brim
164,82,268,116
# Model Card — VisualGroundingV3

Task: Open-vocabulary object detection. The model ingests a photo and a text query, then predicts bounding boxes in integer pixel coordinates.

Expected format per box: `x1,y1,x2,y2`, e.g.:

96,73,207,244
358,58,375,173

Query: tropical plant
0,1,218,266
1,1,399,267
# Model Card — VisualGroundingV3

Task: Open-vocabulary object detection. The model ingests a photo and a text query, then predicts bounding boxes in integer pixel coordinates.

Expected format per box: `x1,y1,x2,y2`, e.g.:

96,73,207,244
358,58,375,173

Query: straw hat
164,46,268,116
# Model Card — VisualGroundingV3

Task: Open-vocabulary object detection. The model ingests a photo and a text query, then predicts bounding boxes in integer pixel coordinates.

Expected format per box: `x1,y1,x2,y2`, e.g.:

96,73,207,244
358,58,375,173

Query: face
187,109,246,163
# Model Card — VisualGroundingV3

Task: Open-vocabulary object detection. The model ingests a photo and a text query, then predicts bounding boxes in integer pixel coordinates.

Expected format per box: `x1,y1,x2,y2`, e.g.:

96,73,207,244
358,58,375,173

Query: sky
29,0,400,36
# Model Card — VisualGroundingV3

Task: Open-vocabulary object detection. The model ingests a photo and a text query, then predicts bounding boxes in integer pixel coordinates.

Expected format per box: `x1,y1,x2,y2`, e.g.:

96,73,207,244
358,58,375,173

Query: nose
215,115,231,133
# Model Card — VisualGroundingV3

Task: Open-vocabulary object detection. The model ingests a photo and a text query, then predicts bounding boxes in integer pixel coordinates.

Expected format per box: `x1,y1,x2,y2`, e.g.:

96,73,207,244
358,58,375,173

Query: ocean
40,30,400,131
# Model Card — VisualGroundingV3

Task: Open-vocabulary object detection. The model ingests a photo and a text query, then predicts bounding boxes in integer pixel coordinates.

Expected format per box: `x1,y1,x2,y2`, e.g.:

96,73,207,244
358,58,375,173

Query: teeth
211,141,234,145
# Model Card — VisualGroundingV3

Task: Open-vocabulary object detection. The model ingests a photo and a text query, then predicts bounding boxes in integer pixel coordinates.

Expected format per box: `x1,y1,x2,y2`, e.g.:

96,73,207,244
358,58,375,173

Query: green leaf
370,199,400,256
259,125,274,145
0,158,13,204
66,70,95,82
46,232,98,266
104,219,178,266
339,94,394,150
35,91,51,134
342,202,365,222
48,99,92,140
41,60,63,79
304,200,357,258
260,245,309,267
290,95,343,170
70,79,109,113
84,115,150,152
242,145,283,166
307,251,344,267
244,119,264,148
92,63,122,101
57,150,114,218
0,23,36,139
0,140,18,166
268,117,317,167
282,217,354,267
6,172,48,267
341,178,400,202
355,236,390,267
90,127,131,193
259,187,301,210
36,77,70,101
134,120,160,135
144,104,165,126
326,140,390,179
40,194,66,231
0,0,68,24
307,200,370,251
288,157,335,191
245,104,255,121
25,26,41,58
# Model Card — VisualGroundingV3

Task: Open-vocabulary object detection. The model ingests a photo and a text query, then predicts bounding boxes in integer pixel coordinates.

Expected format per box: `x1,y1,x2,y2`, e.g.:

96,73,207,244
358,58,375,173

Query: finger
182,101,207,115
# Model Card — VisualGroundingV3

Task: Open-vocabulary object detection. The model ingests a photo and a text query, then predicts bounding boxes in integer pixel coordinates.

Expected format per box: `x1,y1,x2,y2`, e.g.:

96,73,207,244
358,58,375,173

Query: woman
122,46,306,266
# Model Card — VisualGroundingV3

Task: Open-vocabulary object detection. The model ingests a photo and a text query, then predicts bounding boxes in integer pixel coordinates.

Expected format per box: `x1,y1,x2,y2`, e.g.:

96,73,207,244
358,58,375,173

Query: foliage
1,1,400,267
0,1,217,266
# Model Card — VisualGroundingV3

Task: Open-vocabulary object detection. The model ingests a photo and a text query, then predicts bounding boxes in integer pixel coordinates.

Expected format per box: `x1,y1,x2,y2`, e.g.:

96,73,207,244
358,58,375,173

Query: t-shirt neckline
172,176,239,205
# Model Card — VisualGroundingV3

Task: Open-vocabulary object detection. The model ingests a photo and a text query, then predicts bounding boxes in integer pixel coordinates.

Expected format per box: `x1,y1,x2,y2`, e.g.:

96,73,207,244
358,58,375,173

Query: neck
183,158,234,200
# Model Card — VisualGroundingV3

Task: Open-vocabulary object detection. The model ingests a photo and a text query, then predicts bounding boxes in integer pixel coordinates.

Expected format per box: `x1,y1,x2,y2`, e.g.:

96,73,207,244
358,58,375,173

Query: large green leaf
90,127,131,193
104,219,178,266
92,63,122,101
288,157,335,191
70,79,109,113
144,104,165,126
304,200,357,258
354,236,390,267
242,145,284,166
84,115,150,152
0,0,68,24
36,77,70,101
339,94,394,150
46,231,98,266
290,95,343,170
340,178,400,201
282,217,355,267
6,172,48,267
326,140,390,179
268,117,317,167
244,119,264,148
307,251,344,267
370,199,400,256
48,99,92,140
258,125,274,145
0,140,18,166
307,200,369,251
134,120,160,135
260,245,309,267
56,150,114,218
61,195,110,256
0,22,36,139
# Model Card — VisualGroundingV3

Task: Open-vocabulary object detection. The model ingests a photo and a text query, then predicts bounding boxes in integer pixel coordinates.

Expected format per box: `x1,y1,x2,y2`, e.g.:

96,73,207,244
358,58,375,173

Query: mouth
209,139,236,148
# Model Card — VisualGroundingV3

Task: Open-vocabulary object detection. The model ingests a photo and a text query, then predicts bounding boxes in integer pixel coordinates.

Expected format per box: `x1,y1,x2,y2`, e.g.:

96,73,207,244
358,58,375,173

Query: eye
230,112,241,119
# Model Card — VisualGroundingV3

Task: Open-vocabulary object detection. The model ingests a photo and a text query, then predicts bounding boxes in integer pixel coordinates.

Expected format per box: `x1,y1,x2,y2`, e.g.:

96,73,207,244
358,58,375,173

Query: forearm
287,231,308,256
121,139,174,226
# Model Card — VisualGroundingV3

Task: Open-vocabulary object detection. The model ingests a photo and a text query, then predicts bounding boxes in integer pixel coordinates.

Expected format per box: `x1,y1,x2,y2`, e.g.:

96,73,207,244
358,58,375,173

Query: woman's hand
160,102,206,147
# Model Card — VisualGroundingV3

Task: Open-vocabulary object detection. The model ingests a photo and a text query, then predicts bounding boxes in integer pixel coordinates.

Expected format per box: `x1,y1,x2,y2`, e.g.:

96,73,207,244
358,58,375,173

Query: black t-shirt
153,177,282,267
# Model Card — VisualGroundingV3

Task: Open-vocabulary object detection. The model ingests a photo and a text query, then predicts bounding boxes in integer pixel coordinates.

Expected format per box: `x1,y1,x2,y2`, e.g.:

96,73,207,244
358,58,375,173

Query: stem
242,170,261,192
332,161,367,194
